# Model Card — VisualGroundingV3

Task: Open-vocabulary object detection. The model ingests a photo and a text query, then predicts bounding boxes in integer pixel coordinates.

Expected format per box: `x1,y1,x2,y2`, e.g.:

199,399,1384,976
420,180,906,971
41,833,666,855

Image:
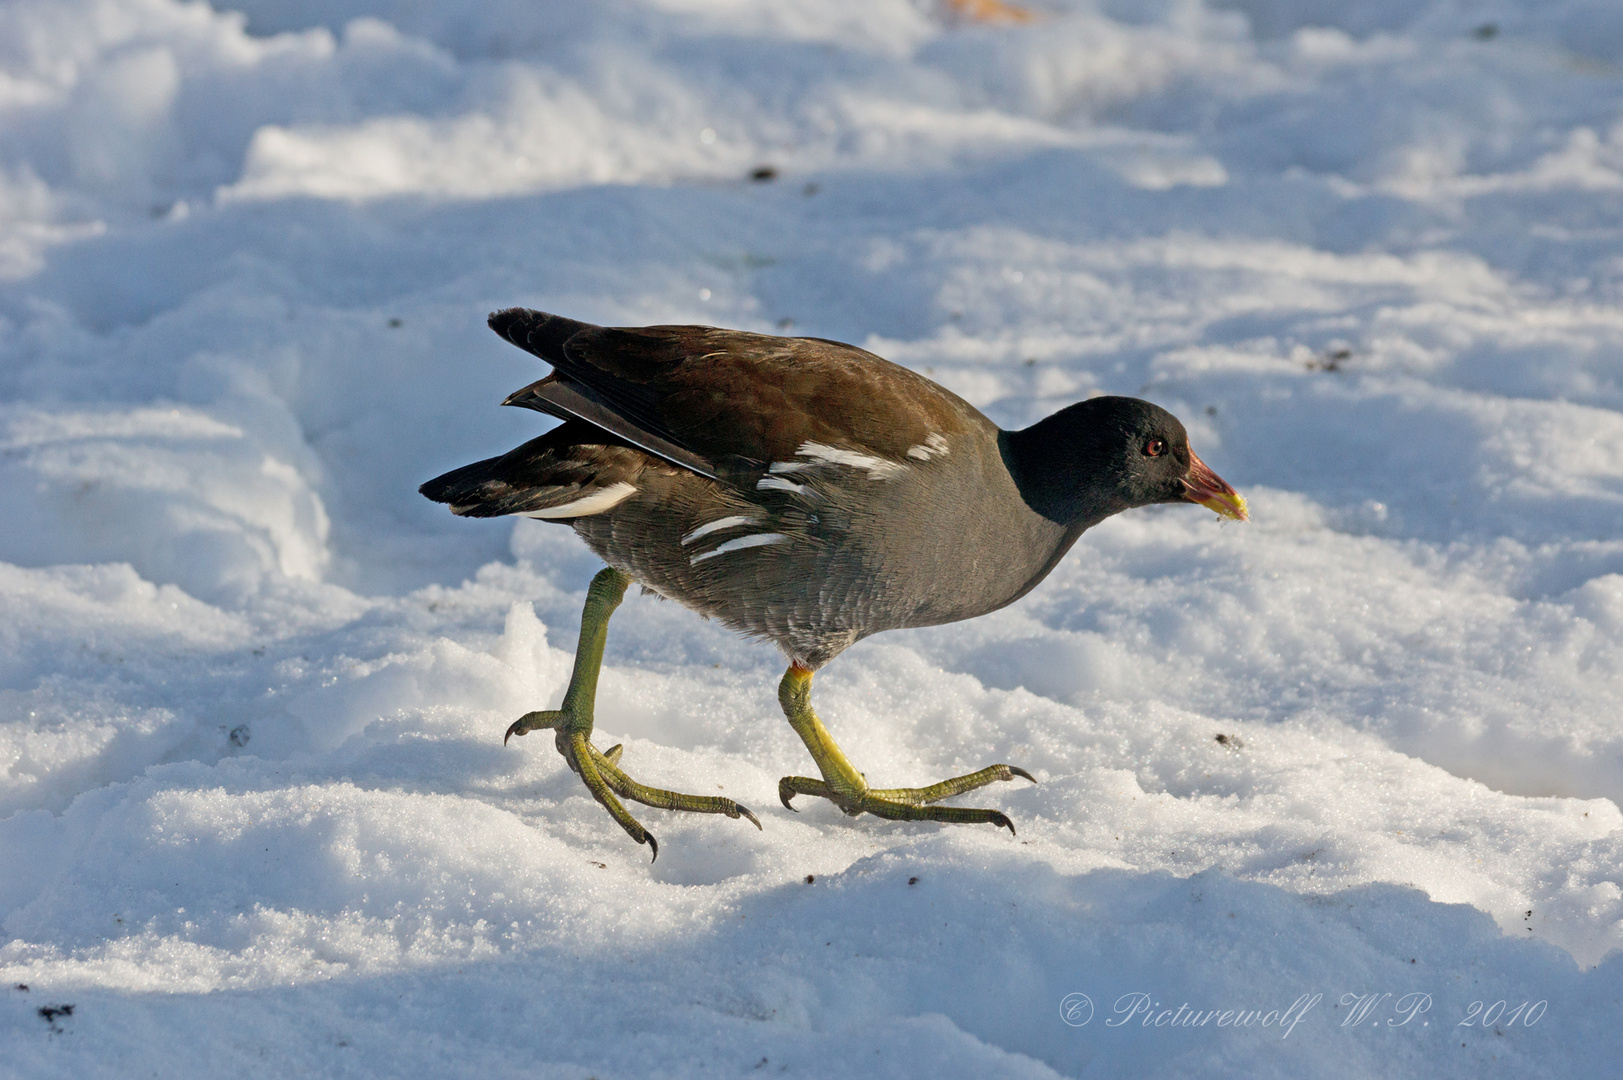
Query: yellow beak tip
1201,492,1249,522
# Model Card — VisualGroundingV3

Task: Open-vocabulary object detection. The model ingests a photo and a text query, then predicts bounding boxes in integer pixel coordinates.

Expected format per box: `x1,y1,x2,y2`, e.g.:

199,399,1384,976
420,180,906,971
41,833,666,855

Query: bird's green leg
775,665,1035,833
505,567,760,860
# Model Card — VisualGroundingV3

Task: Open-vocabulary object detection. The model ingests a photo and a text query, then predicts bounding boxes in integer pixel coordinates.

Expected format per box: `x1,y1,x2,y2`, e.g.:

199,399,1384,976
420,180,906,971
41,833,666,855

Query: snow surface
4,1,1623,1076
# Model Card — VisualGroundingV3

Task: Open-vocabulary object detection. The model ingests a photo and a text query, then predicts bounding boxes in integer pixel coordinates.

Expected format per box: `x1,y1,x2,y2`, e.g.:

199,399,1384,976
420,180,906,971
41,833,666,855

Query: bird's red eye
1144,439,1166,457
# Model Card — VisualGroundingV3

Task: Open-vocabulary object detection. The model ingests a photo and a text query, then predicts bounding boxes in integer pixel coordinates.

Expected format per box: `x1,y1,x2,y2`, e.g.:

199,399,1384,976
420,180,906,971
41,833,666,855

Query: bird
422,309,1247,859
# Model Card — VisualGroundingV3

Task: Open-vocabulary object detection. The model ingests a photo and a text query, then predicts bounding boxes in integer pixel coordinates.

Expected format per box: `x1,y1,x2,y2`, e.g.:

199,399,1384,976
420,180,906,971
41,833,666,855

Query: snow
3,0,1623,1075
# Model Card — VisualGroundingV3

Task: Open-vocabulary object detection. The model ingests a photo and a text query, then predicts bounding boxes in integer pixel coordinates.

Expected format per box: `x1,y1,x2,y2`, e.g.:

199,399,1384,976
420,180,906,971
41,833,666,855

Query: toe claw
506,710,562,746
737,804,763,830
988,811,1017,836
646,832,658,862
602,743,624,766
1009,766,1037,784
778,780,799,812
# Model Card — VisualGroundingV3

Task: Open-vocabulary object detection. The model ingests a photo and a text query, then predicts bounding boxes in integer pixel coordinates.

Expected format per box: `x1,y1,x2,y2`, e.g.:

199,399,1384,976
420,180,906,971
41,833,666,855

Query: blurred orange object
947,0,1037,24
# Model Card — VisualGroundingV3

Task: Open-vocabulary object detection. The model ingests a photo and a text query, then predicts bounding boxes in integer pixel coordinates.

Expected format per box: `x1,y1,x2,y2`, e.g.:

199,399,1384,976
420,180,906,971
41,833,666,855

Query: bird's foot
507,709,761,861
777,764,1036,834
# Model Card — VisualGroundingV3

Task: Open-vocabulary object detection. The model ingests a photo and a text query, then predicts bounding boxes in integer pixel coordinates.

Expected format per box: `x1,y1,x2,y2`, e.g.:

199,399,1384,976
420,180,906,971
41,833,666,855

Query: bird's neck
999,410,1125,528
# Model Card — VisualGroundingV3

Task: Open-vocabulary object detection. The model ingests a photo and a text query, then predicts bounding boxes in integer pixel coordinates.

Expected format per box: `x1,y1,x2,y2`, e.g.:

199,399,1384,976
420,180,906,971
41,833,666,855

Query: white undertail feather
690,532,791,564
520,482,637,519
757,476,807,494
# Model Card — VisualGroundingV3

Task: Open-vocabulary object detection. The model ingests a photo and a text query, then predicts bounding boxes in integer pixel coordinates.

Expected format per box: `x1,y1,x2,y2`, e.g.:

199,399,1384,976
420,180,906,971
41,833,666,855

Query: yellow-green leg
775,665,1035,833
505,567,761,860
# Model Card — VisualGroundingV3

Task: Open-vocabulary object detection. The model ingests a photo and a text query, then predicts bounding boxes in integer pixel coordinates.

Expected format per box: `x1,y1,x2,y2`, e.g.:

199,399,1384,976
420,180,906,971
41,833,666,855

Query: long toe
776,776,1023,834
867,762,1038,807
589,743,763,830
856,795,1019,833
779,775,834,811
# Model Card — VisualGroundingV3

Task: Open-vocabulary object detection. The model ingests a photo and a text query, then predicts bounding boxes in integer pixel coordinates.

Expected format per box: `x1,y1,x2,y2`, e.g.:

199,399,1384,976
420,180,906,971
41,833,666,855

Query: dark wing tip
487,309,597,364
487,307,534,343
419,459,505,512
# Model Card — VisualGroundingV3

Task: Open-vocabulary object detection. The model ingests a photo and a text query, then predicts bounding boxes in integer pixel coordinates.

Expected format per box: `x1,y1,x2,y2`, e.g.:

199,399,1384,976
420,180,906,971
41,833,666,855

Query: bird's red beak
1183,450,1248,521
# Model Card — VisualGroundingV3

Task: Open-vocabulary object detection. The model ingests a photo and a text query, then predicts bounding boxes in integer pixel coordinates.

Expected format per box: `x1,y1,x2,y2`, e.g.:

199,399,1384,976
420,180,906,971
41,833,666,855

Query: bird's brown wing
488,308,979,481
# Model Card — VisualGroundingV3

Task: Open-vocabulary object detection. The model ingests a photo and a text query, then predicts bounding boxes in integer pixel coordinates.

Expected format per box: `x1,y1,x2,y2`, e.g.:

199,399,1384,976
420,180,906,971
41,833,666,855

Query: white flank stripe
690,532,791,563
906,432,950,460
795,441,906,479
522,482,637,519
682,515,756,545
757,475,806,494
768,460,810,474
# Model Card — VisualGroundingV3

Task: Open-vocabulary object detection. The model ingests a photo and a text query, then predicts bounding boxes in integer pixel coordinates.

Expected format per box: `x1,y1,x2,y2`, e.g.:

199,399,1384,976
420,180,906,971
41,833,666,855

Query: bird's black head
1002,395,1247,526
